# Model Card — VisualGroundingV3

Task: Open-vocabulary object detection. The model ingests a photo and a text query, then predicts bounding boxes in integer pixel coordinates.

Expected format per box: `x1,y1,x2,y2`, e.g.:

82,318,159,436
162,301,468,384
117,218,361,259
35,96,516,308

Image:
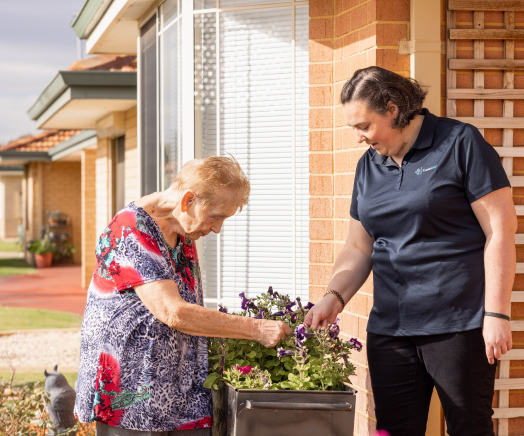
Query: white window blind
196,3,310,309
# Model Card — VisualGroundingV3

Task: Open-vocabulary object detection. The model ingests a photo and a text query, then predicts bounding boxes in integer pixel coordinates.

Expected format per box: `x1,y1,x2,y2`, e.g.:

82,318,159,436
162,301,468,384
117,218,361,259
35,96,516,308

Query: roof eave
0,151,51,163
48,130,97,161
72,0,114,39
28,71,137,128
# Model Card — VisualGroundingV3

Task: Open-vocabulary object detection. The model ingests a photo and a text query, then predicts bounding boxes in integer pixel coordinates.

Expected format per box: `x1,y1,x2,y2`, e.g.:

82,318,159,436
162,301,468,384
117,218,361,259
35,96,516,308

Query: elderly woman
305,67,517,436
74,156,291,434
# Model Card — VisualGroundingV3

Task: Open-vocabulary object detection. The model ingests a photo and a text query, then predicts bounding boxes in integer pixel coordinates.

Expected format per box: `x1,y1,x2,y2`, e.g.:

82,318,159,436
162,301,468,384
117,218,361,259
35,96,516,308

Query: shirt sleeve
350,160,362,221
96,211,174,292
455,124,511,203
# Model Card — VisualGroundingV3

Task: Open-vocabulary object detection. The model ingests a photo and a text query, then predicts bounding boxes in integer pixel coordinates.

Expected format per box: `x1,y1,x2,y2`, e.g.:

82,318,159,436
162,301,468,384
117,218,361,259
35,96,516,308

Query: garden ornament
44,365,77,435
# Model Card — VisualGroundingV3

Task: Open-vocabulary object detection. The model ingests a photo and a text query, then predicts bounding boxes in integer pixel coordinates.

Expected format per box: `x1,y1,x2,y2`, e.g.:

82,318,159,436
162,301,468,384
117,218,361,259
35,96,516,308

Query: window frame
140,0,310,307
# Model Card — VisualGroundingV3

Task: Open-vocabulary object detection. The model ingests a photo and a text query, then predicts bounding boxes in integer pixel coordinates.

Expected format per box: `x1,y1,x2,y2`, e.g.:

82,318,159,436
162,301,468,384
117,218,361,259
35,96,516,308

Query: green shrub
26,239,56,255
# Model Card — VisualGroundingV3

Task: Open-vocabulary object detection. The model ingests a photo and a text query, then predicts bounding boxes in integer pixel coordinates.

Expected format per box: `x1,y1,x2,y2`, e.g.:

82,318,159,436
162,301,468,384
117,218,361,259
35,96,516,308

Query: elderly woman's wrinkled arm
134,280,291,348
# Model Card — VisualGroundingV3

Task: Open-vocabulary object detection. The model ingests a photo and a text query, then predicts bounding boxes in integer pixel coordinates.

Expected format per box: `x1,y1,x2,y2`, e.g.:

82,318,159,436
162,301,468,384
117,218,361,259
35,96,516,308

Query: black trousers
367,328,497,436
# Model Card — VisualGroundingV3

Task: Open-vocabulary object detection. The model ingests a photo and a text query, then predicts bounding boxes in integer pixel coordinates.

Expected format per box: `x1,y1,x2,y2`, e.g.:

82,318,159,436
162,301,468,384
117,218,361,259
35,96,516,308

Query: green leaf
247,350,257,358
227,351,236,360
203,372,220,389
266,349,277,356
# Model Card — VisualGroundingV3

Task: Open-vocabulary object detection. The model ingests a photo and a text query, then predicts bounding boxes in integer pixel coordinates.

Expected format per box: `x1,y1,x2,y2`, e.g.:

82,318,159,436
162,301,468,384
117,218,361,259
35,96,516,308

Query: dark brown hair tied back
340,66,428,129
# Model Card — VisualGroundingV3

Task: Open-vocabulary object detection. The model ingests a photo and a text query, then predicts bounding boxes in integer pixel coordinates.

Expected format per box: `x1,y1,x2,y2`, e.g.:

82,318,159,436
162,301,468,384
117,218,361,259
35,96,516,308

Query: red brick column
309,1,410,435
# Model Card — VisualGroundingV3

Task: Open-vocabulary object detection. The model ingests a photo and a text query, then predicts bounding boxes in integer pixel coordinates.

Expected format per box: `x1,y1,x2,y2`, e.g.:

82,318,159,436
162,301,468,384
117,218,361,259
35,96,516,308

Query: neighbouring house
0,130,85,264
23,54,137,287
23,0,523,434
0,166,23,241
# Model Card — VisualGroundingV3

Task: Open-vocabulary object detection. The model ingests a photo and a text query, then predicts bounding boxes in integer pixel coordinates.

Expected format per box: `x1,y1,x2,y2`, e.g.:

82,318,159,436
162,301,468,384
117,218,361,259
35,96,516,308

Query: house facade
0,130,85,264
22,0,523,434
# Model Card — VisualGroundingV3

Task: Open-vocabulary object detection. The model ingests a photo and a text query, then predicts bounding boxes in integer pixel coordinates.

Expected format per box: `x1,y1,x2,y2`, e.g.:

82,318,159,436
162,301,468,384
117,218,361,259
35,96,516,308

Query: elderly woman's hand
256,320,292,347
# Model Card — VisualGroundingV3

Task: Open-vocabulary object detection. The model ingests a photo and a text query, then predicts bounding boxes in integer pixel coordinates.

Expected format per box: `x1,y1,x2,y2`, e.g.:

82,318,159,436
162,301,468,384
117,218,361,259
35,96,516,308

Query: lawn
0,240,22,252
0,258,35,277
0,306,82,331
0,371,77,388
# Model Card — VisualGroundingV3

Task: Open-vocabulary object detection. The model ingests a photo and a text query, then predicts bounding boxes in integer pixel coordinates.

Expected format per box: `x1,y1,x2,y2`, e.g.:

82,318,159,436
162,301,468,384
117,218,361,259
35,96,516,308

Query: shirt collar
371,108,438,166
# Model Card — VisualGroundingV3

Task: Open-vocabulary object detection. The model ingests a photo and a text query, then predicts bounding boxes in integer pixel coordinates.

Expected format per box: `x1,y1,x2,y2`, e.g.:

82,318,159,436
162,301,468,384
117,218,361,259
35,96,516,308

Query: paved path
0,265,87,316
0,329,81,373
0,251,23,259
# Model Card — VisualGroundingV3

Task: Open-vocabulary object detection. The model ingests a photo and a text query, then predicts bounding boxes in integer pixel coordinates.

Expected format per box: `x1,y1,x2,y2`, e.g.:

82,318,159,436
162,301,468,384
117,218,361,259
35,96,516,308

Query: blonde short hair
172,155,250,211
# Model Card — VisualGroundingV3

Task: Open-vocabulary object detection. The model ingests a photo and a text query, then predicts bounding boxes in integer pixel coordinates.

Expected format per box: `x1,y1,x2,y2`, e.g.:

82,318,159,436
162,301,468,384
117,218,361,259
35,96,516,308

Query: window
140,16,160,195
144,0,309,308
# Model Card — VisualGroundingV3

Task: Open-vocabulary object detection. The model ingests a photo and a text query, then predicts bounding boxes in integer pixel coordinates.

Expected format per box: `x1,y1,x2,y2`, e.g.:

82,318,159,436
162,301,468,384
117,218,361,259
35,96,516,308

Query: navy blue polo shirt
350,109,510,336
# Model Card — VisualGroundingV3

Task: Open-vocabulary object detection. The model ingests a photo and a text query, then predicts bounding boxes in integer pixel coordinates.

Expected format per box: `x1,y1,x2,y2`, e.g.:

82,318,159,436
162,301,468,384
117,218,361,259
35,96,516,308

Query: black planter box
212,382,356,436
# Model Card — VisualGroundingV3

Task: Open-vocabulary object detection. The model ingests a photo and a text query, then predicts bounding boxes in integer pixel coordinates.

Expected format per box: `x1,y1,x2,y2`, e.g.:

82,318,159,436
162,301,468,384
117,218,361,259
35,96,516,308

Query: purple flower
239,292,248,310
329,324,340,340
304,302,315,310
285,301,296,312
268,286,274,296
296,297,303,309
294,323,314,340
239,292,257,311
238,365,252,375
301,348,306,360
218,304,228,314
349,338,362,352
341,353,349,367
277,348,295,359
219,355,225,376
271,311,285,317
255,308,266,319
262,374,271,389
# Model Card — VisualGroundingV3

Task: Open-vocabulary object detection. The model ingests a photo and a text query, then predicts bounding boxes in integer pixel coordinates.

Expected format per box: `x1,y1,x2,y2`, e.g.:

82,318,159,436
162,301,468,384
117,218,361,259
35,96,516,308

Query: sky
0,0,87,145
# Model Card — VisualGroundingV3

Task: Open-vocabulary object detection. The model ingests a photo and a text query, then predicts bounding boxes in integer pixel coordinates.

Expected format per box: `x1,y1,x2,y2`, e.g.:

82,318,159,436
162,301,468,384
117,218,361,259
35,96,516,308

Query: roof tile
0,130,81,152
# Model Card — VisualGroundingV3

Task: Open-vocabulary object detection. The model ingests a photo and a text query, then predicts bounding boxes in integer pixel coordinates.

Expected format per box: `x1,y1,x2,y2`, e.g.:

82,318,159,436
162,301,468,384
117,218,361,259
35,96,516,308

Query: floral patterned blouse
74,203,212,431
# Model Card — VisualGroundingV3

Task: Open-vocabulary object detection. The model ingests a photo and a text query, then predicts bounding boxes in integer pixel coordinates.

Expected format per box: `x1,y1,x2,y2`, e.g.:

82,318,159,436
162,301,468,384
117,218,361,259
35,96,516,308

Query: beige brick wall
82,149,97,288
125,107,138,206
26,162,44,243
0,174,22,240
96,137,111,238
42,162,82,264
309,1,410,434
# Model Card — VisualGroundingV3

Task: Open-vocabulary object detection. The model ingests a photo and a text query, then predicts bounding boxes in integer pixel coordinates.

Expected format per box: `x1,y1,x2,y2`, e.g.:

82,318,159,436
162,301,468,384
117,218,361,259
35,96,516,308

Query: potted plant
206,288,362,436
27,238,56,268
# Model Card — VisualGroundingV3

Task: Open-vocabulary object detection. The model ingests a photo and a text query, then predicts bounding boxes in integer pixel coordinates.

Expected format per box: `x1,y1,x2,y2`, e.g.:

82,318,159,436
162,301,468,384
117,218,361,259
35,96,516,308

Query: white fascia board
87,0,133,54
34,89,73,129
86,0,154,54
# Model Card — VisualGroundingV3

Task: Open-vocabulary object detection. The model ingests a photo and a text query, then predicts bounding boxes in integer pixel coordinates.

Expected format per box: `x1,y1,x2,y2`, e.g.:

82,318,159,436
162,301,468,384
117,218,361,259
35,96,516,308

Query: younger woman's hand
304,294,342,329
483,316,512,364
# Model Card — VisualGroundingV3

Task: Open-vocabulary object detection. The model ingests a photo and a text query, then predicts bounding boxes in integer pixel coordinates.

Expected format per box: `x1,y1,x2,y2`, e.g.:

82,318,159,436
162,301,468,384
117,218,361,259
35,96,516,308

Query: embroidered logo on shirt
415,165,437,175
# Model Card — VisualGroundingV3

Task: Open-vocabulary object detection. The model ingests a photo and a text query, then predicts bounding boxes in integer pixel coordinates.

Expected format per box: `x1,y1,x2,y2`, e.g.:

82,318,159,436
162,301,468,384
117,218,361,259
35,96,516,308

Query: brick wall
96,137,110,239
82,149,97,288
309,1,410,435
42,162,82,264
0,175,22,240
